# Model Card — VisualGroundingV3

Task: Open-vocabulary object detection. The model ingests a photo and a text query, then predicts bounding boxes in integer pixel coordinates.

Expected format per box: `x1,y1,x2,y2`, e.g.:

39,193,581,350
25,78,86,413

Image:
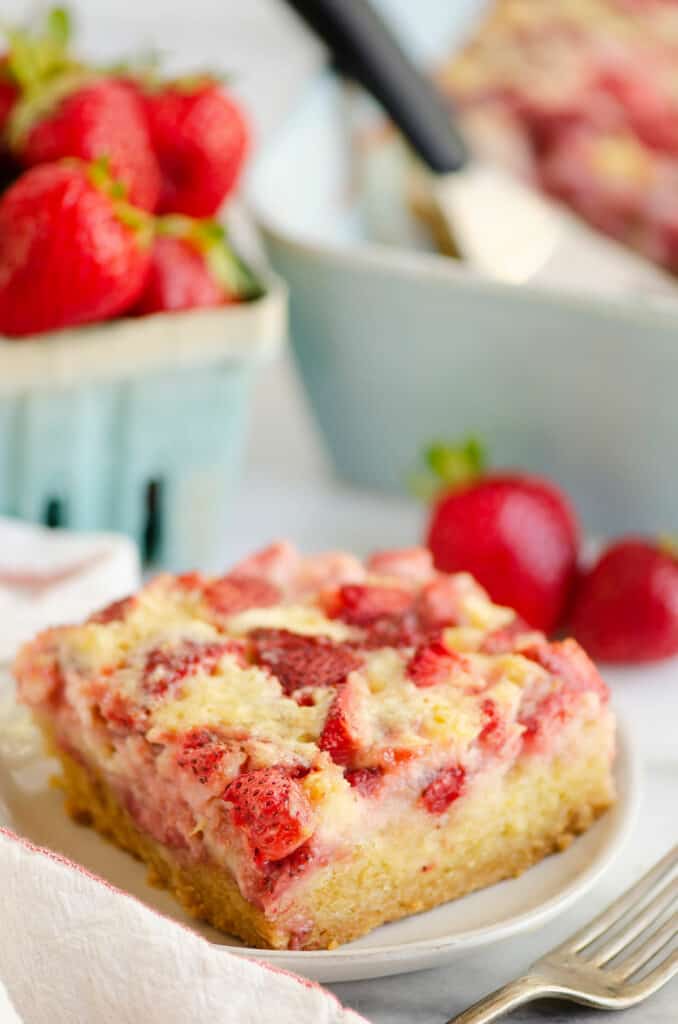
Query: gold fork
448,845,677,1023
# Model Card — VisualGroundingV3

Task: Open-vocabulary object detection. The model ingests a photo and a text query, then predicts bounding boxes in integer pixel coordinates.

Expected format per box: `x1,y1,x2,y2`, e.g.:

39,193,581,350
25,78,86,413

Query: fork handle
446,975,552,1023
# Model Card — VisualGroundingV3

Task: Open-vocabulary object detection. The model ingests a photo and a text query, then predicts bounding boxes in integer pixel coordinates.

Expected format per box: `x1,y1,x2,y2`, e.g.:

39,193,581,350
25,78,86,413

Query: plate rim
230,717,640,969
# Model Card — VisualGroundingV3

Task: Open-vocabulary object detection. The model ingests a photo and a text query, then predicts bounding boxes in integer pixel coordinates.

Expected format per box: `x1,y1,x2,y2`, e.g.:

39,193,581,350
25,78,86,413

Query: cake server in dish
283,0,678,302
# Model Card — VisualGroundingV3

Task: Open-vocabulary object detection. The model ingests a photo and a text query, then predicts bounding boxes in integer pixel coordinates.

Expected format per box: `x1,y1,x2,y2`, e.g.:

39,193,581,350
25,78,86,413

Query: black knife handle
284,0,468,173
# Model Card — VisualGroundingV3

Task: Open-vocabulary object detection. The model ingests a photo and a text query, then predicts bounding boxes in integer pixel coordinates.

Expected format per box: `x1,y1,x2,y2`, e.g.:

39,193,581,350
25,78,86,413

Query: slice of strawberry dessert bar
14,544,616,950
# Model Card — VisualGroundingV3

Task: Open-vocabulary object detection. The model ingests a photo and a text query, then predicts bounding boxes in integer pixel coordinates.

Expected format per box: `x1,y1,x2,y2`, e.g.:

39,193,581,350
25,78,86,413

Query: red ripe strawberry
318,681,368,767
11,77,161,210
202,574,280,618
139,79,248,216
223,766,314,862
423,439,579,633
406,638,466,687
133,216,260,315
0,160,152,338
570,538,678,664
421,763,466,814
251,629,361,695
323,583,414,626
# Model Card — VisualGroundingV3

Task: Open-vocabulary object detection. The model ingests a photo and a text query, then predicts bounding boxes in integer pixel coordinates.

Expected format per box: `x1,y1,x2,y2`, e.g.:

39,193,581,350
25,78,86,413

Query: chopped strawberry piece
142,640,234,699
520,690,578,754
345,767,383,797
521,639,608,701
360,612,422,650
378,746,416,769
175,571,204,591
251,629,361,695
407,639,466,687
478,698,506,753
421,764,466,814
230,542,299,589
366,548,435,583
90,595,135,625
292,552,366,597
480,617,533,654
324,584,414,626
417,578,464,630
98,690,141,732
318,682,367,767
223,766,314,862
176,728,232,784
203,574,280,617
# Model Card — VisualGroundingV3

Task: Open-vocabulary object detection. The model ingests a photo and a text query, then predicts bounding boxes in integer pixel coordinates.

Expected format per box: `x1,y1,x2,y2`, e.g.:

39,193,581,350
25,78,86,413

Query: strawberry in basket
0,159,152,337
133,215,261,315
1,9,160,210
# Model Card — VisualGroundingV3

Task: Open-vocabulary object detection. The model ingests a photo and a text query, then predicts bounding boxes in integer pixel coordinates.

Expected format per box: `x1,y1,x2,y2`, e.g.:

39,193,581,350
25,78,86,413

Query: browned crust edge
50,736,614,951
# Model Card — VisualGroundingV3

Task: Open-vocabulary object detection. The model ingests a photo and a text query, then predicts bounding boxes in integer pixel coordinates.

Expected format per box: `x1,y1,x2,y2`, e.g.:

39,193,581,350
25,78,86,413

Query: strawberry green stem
156,214,263,300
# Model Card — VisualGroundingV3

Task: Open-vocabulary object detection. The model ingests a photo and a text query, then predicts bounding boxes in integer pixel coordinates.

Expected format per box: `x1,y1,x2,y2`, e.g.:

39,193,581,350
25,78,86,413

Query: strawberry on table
138,76,248,217
422,438,580,633
571,537,678,664
0,159,152,338
132,214,261,315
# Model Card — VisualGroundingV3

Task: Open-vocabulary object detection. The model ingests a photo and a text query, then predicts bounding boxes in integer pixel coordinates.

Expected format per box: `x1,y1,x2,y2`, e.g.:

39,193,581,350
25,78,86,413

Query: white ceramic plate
0,671,639,983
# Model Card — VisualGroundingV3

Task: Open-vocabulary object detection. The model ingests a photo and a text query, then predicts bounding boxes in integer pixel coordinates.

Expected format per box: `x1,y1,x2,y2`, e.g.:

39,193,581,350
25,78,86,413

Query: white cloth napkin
0,829,365,1024
0,519,366,1024
0,517,141,662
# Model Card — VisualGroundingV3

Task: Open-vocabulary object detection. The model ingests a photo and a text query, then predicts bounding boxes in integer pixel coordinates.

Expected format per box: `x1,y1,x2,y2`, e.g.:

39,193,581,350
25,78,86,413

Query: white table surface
23,2,678,1019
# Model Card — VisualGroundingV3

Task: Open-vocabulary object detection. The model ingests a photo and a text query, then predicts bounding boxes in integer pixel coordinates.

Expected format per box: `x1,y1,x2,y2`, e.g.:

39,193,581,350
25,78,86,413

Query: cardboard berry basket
0,274,287,569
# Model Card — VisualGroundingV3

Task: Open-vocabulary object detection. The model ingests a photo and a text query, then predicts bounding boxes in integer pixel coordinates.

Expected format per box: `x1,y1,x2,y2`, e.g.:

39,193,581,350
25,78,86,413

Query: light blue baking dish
250,2,678,537
0,279,287,569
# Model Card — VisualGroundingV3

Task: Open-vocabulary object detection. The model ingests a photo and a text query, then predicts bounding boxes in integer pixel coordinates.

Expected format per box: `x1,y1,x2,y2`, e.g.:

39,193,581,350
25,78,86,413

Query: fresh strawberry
406,638,466,687
318,681,368,767
570,538,678,664
138,78,248,216
202,574,280,618
323,583,414,626
421,763,466,814
132,215,260,315
422,439,579,633
223,766,314,862
0,160,152,338
251,629,361,695
10,76,160,210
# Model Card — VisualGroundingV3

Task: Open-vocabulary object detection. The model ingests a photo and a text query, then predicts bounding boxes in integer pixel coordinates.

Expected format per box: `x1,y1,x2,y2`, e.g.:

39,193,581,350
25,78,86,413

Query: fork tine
625,949,678,1001
616,911,678,980
555,845,677,954
586,877,678,966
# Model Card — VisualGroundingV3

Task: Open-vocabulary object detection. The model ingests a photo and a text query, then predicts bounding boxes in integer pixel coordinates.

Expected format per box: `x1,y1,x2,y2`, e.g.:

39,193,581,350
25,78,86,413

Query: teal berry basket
0,275,287,570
